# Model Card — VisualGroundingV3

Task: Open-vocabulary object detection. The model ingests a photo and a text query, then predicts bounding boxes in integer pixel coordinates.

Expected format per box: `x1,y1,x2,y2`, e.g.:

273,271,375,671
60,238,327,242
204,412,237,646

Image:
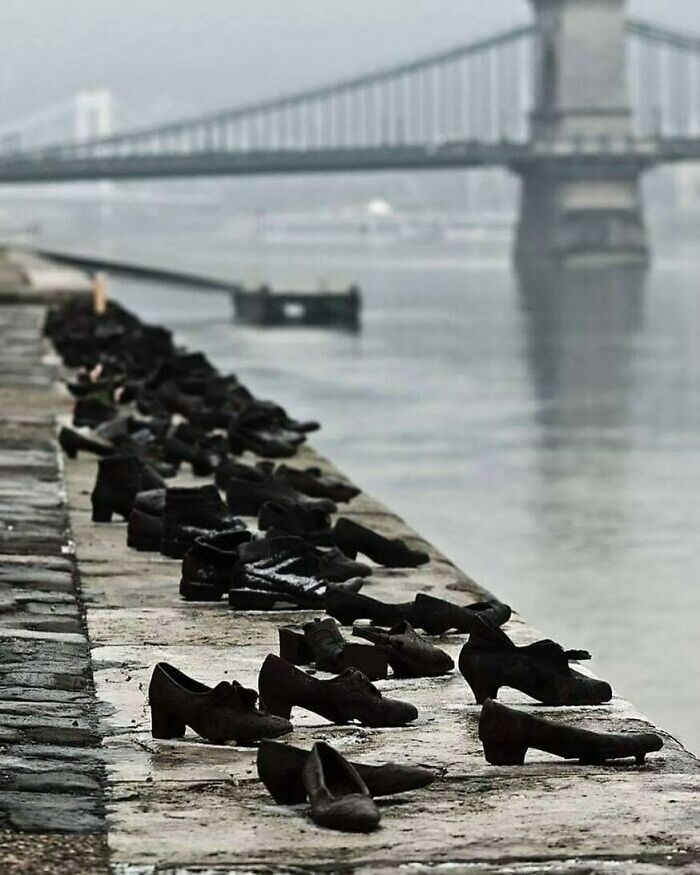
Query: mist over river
12,195,700,753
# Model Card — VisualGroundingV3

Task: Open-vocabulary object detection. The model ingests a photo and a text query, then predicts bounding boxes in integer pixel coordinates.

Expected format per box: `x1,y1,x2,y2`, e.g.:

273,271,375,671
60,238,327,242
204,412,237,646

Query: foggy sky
0,1,695,129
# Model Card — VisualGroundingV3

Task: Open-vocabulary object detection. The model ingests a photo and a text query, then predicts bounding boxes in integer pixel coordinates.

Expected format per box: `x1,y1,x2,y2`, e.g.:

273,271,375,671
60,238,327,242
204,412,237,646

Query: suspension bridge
3,1,700,266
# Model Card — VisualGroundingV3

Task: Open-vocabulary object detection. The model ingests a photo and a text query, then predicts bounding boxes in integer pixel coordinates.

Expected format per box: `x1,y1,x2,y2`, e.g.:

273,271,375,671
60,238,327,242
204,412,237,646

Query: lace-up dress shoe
303,742,380,833
257,501,335,545
263,534,371,582
275,465,360,503
221,461,336,516
161,486,245,558
459,617,612,706
257,739,438,805
479,699,663,765
59,426,114,460
91,454,165,522
325,586,414,627
148,662,292,745
258,654,418,726
334,518,430,567
279,618,389,680
354,622,454,678
180,529,252,601
230,538,361,610
410,593,511,635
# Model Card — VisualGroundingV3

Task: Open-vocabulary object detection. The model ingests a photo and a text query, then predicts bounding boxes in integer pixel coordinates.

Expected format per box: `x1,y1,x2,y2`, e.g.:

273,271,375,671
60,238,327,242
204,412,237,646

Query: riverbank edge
1,249,698,873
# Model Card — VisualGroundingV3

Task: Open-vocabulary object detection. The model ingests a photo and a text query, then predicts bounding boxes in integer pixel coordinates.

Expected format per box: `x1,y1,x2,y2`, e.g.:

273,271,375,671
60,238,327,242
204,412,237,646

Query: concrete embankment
0,247,698,874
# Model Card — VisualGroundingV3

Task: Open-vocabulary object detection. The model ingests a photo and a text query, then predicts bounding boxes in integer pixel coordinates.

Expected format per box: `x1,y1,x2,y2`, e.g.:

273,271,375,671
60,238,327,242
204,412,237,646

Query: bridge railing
0,23,536,167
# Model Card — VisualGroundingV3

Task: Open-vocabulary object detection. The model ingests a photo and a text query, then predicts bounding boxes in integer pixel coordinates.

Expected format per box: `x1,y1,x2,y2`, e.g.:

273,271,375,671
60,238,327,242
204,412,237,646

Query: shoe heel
150,706,186,739
482,739,527,765
260,690,292,721
278,628,312,665
91,503,114,523
62,441,78,459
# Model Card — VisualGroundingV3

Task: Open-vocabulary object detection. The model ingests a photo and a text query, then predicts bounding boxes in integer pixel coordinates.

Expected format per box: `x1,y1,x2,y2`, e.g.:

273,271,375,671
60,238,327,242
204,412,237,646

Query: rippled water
32,213,700,753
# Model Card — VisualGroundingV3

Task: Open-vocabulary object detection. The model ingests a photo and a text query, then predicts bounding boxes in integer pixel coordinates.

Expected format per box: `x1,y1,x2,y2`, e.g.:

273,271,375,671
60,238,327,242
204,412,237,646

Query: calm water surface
35,215,700,752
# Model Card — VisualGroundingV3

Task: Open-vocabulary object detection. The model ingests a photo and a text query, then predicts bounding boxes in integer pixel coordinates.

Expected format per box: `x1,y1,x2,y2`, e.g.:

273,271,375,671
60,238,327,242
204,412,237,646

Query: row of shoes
46,298,664,835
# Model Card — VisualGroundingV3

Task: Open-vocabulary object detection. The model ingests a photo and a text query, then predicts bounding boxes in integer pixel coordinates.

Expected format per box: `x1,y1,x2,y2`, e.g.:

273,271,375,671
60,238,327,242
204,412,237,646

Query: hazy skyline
1,1,696,129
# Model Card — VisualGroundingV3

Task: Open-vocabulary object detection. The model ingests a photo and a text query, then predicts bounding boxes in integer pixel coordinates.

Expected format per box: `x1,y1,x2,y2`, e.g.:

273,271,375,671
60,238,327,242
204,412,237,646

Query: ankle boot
222,462,336,516
325,586,414,627
279,618,389,680
275,464,360,503
258,654,418,726
479,699,663,765
161,486,244,558
230,539,360,610
263,533,371,582
148,662,292,745
334,518,430,567
180,529,252,601
257,739,438,805
303,742,380,833
353,622,454,678
91,454,161,522
459,617,612,706
409,593,512,636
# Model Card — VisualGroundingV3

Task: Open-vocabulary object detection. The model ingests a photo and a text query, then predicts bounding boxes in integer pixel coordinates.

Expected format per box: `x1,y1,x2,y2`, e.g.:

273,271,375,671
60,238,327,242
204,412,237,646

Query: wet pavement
0,270,698,873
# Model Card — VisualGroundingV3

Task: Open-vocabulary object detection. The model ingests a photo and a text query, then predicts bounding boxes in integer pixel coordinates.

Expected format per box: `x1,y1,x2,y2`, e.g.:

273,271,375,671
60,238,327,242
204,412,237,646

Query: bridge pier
515,163,649,268
516,0,649,269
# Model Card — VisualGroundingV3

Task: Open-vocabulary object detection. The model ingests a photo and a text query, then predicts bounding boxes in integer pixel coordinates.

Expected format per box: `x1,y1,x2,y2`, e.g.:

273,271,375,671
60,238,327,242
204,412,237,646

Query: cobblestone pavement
1,297,699,874
0,304,108,874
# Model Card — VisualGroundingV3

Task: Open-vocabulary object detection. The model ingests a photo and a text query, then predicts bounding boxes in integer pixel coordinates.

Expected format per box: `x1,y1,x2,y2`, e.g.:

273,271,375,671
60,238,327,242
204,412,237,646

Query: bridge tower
515,0,649,269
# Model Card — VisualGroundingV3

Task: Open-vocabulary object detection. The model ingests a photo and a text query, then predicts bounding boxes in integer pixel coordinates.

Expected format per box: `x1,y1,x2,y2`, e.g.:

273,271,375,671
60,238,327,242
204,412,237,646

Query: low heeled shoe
148,662,292,745
303,742,380,833
459,616,612,706
279,618,389,680
353,621,454,678
258,653,418,727
479,699,663,765
257,739,438,805
334,517,430,568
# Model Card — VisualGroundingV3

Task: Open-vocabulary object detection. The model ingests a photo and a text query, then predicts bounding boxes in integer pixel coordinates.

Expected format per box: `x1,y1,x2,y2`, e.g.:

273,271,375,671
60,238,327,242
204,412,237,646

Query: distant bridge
2,3,700,266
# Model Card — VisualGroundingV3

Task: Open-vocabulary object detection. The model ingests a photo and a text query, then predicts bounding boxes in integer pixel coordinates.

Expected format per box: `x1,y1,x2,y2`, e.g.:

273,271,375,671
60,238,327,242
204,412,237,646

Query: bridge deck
1,139,699,183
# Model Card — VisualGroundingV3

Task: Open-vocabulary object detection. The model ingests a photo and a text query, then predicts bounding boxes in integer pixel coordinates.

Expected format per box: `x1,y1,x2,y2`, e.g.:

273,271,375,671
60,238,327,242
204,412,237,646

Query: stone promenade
0,259,698,873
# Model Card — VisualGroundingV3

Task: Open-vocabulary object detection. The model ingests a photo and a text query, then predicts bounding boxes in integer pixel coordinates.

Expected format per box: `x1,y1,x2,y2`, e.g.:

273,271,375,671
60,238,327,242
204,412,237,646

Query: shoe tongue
228,681,259,710
210,680,259,710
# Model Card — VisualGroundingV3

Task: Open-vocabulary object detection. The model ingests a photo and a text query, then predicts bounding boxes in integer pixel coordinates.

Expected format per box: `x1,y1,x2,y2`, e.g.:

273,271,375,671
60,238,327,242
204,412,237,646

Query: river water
22,202,700,753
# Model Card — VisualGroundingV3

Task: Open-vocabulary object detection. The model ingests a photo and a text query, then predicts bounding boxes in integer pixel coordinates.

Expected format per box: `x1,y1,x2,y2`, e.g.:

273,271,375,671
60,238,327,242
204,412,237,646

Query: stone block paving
0,304,108,873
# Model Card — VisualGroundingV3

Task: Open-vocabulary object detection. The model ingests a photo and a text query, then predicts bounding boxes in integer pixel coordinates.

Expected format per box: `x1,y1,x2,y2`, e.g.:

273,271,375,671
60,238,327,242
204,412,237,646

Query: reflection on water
36,219,699,754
